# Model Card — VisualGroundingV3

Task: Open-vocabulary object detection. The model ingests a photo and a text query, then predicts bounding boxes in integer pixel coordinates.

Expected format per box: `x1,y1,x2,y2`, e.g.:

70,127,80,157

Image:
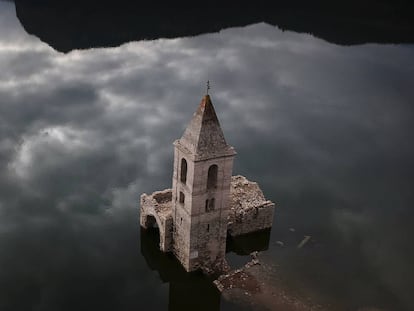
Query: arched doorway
142,215,160,250
144,215,159,229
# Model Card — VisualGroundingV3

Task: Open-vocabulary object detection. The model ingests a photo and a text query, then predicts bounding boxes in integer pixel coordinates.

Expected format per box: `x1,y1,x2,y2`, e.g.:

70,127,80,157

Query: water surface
0,1,413,310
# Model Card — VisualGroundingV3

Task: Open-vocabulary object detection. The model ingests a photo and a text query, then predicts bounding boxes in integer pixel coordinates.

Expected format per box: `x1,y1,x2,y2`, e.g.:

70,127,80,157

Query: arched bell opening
207,164,218,189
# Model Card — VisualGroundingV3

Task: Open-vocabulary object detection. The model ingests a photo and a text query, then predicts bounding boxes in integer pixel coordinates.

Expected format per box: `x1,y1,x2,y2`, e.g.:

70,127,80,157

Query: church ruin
140,93,275,272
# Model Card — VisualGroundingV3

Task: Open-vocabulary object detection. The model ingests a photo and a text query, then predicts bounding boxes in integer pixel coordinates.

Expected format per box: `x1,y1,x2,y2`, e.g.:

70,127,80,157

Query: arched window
180,158,187,184
205,198,215,212
207,164,218,189
179,192,185,204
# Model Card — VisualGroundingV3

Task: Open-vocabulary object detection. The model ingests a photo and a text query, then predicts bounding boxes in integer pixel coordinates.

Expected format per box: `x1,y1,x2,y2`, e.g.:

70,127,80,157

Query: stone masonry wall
227,175,275,237
140,189,173,252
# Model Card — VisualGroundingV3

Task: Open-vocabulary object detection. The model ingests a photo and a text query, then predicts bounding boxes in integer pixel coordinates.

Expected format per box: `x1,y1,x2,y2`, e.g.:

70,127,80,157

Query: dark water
0,1,414,310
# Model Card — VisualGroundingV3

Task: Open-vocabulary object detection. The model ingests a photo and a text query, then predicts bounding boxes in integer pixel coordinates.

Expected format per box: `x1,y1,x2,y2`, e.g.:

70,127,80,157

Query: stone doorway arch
140,190,173,253
143,214,159,229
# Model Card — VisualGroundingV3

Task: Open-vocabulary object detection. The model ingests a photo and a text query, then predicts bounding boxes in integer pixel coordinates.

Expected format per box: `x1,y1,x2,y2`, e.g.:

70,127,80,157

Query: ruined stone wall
227,201,275,236
140,189,173,252
227,175,275,237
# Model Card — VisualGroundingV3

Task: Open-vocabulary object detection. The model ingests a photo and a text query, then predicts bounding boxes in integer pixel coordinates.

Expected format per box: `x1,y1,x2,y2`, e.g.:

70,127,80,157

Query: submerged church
140,92,275,273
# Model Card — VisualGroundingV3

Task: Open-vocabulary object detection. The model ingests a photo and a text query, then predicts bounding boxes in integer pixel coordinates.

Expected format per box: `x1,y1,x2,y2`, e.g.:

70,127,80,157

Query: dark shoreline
13,0,414,53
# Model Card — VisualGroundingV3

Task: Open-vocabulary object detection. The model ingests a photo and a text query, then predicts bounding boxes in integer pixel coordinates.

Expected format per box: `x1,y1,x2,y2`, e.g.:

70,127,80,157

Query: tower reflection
140,226,271,311
140,228,221,311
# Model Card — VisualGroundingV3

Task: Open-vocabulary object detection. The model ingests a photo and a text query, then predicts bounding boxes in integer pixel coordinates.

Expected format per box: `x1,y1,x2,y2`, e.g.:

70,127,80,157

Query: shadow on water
225,229,271,268
140,227,271,311
140,227,221,311
226,229,271,256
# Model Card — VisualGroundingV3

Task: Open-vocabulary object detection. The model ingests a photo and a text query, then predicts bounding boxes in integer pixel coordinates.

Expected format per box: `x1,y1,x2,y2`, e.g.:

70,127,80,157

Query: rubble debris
201,258,231,276
275,240,285,247
250,251,259,260
218,260,330,311
214,255,262,293
214,269,261,294
297,235,312,249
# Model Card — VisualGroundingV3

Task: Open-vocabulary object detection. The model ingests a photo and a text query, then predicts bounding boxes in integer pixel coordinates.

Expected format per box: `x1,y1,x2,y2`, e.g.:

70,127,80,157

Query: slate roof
177,95,236,160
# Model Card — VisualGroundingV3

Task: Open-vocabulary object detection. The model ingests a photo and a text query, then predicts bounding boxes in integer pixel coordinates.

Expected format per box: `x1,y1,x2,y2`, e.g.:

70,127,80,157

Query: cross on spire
179,92,235,159
206,80,210,95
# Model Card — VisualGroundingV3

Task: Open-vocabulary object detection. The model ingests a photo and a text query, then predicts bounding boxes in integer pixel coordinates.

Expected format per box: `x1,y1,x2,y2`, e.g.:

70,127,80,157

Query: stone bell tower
171,94,236,272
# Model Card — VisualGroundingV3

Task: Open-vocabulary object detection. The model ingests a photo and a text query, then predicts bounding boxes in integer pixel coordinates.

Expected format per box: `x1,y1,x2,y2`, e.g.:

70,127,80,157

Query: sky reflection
0,1,413,310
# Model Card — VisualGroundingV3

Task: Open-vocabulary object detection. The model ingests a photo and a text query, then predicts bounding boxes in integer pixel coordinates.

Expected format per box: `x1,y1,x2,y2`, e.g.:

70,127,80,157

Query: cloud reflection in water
0,1,413,310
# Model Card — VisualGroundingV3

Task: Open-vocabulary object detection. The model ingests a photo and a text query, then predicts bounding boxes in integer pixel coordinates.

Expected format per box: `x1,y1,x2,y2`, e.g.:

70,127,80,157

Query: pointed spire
178,94,235,160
